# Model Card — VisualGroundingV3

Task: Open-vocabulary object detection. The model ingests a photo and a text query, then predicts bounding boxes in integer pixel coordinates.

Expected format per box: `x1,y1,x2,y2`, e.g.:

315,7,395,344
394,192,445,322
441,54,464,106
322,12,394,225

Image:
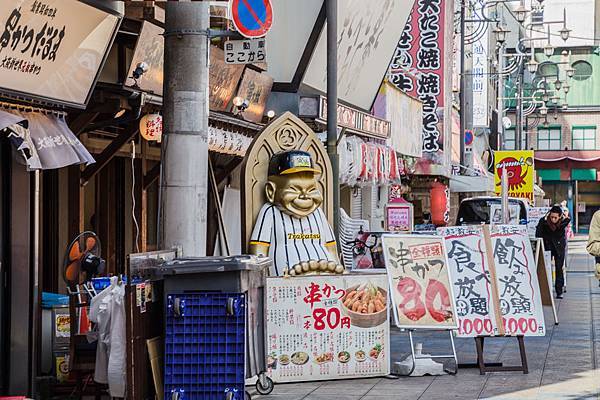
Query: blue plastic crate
164,292,246,400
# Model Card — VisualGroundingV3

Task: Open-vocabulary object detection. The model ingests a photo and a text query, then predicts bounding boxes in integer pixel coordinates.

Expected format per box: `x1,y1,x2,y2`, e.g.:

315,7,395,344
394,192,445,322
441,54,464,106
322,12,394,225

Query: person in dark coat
536,205,570,298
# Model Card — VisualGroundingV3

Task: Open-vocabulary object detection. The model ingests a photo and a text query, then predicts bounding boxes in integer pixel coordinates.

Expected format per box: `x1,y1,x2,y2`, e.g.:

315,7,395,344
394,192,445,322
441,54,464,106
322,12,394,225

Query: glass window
503,128,526,150
537,127,561,150
572,126,596,150
572,61,593,81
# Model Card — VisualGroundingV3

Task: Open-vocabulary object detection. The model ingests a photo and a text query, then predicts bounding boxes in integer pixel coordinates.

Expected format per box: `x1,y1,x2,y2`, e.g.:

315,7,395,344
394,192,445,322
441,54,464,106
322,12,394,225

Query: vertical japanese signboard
471,13,489,127
494,150,535,204
266,274,390,383
438,226,500,337
490,225,546,336
381,235,457,329
388,0,447,166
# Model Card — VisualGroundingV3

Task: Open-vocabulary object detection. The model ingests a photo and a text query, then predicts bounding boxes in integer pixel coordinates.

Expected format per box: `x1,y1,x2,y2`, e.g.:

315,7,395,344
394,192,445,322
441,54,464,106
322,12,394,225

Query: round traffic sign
230,0,273,38
465,130,474,146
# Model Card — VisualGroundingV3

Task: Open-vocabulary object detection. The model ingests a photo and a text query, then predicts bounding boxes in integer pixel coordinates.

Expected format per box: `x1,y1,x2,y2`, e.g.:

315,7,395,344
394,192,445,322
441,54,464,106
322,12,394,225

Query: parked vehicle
456,196,528,226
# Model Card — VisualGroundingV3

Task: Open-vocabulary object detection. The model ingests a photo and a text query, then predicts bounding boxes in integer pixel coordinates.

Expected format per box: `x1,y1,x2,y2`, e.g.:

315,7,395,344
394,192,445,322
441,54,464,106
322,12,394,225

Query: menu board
490,225,546,336
266,274,390,383
438,226,500,337
527,207,550,237
381,235,457,329
384,203,413,232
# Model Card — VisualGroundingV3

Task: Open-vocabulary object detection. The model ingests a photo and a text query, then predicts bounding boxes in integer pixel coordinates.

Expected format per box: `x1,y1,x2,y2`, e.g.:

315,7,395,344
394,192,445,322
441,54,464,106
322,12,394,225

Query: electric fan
62,231,105,286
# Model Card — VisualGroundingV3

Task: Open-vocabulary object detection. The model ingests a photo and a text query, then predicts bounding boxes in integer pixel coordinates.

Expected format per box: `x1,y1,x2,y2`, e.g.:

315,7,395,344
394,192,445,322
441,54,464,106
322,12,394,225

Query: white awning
450,174,495,193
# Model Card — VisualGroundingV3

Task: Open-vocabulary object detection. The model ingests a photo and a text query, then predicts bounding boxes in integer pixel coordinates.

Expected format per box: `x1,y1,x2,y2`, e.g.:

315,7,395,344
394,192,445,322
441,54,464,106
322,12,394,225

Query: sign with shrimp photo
265,274,390,383
494,150,535,204
381,234,458,329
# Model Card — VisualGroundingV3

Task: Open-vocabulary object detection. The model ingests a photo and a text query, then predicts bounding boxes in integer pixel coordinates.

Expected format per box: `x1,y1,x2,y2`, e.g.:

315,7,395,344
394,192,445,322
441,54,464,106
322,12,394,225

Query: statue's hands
284,259,345,276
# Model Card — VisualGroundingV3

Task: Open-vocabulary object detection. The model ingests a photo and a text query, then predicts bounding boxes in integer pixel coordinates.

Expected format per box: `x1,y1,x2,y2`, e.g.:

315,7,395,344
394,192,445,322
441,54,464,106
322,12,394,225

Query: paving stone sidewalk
250,238,600,399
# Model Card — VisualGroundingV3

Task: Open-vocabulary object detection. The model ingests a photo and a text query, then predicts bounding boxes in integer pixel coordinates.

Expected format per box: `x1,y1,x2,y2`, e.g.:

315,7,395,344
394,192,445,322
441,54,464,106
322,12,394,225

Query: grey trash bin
160,255,273,395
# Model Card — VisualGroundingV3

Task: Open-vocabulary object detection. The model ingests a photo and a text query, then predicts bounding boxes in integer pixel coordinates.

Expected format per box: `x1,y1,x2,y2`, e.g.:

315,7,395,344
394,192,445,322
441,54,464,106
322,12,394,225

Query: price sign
381,234,457,329
224,38,266,64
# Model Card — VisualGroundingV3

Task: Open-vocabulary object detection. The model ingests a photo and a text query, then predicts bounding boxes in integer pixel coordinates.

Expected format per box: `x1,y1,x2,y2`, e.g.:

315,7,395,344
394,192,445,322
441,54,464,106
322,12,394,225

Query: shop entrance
575,181,600,233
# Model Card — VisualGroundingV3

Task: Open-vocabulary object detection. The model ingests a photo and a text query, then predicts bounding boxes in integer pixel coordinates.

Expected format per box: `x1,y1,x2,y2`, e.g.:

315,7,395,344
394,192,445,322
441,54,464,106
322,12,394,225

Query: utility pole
326,0,340,238
515,61,524,150
459,0,466,168
159,1,210,256
497,43,505,151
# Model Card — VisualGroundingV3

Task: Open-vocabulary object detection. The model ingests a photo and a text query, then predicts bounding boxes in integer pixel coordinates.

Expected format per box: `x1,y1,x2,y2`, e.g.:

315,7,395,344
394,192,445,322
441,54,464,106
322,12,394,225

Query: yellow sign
494,150,535,204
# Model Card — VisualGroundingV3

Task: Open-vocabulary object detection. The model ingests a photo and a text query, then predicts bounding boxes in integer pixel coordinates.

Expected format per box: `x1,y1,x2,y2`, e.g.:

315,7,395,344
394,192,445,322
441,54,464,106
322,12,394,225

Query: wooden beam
143,162,161,190
81,124,139,186
215,158,242,184
68,112,100,136
125,1,165,27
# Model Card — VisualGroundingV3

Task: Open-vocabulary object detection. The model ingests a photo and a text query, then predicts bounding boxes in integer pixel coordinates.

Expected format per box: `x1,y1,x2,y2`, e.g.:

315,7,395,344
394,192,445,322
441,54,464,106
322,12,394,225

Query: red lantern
430,181,449,227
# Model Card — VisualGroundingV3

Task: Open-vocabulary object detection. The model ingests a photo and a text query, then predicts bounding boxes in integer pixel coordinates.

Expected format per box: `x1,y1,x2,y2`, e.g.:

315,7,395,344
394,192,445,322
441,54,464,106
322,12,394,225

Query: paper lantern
139,113,162,142
430,181,449,227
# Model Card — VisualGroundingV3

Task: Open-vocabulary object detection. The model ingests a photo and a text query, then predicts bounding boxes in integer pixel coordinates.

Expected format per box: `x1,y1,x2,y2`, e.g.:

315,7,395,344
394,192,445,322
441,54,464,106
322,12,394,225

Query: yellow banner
494,150,535,204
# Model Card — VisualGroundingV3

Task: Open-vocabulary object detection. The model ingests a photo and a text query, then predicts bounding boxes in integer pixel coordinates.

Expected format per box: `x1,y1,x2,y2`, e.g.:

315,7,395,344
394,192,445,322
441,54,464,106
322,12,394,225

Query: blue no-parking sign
230,0,273,38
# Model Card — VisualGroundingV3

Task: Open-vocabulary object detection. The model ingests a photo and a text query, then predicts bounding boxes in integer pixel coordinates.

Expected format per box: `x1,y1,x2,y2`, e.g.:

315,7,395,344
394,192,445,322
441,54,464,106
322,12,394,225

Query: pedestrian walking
585,209,600,286
536,205,570,298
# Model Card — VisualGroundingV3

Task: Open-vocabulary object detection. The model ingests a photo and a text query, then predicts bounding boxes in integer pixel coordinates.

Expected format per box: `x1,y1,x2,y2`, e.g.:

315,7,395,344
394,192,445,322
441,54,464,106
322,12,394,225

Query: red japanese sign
388,0,446,158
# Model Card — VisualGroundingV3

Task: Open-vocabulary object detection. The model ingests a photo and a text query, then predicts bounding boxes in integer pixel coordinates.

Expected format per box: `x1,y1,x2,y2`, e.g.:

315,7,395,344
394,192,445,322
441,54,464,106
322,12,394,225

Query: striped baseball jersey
250,203,337,276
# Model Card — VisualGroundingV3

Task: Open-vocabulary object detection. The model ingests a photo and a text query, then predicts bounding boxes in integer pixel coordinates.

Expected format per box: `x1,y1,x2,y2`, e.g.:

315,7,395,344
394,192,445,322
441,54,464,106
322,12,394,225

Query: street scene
0,0,600,400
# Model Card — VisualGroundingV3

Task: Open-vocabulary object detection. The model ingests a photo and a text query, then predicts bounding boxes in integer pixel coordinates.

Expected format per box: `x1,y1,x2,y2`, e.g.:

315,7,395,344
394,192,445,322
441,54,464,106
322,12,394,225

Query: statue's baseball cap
268,150,321,176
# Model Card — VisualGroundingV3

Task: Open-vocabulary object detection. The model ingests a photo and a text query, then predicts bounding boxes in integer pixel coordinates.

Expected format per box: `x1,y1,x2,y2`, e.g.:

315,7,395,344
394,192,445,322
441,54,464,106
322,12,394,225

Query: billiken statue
249,150,345,276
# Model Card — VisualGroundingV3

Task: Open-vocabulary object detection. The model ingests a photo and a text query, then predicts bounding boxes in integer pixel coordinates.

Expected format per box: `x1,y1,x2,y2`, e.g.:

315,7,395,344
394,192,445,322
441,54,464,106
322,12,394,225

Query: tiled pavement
249,238,600,399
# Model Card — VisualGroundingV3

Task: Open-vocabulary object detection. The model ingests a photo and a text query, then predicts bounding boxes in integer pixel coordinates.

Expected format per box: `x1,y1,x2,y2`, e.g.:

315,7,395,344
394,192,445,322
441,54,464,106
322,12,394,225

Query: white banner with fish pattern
266,274,390,382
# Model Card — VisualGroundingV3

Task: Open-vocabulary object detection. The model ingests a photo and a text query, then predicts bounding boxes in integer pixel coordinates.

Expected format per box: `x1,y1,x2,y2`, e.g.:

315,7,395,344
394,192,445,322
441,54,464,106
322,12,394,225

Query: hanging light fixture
562,102,568,111
542,92,550,102
526,58,538,74
515,1,529,23
139,113,163,142
551,95,560,104
543,26,554,57
559,9,571,42
539,104,548,115
563,84,570,94
493,23,509,44
554,79,562,90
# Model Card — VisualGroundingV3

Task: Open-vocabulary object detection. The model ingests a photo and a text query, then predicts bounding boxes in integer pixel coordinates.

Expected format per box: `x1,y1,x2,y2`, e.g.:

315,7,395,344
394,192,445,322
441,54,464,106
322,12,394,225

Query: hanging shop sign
126,33,246,112
234,68,273,123
0,0,121,107
318,96,390,140
494,150,535,204
224,38,267,65
437,226,501,337
527,207,550,237
299,96,391,140
266,274,390,383
381,234,457,329
388,0,448,166
229,0,273,39
471,26,489,127
489,225,545,336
